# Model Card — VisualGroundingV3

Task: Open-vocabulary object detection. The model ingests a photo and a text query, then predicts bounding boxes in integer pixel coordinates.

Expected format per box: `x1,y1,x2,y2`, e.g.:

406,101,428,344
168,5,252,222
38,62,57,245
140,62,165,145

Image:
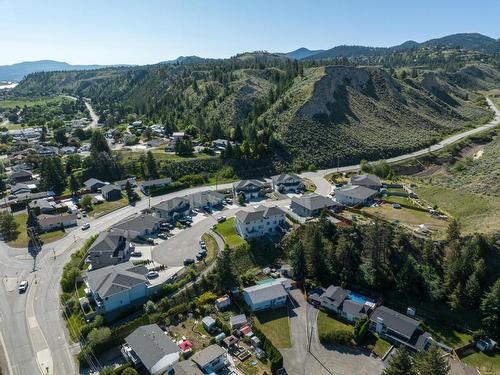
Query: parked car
225,198,233,204
130,251,142,257
217,216,226,223
158,233,168,240
392,203,401,209
19,280,28,293
81,223,90,230
199,240,206,246
77,213,82,219
183,258,195,266
184,216,193,222
147,271,159,279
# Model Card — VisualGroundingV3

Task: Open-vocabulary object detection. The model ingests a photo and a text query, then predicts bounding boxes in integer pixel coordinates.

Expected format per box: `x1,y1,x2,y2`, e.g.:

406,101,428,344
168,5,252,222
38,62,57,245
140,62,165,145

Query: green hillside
10,57,500,170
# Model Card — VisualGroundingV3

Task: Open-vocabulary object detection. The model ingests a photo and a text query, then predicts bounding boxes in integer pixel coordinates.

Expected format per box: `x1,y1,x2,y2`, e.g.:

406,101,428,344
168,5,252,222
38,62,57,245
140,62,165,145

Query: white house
235,206,285,240
335,185,378,206
123,324,180,375
84,262,150,313
243,281,288,311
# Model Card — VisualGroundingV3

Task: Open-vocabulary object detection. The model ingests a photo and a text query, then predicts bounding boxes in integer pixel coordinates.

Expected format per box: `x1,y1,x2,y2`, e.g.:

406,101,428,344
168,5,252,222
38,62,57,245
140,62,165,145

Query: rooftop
336,185,378,200
243,282,288,305
370,306,420,339
292,193,337,210
191,344,226,368
235,206,285,224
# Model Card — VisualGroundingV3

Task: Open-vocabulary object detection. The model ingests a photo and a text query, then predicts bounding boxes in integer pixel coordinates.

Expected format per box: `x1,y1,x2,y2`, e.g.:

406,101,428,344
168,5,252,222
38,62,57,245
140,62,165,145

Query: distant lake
0,82,18,90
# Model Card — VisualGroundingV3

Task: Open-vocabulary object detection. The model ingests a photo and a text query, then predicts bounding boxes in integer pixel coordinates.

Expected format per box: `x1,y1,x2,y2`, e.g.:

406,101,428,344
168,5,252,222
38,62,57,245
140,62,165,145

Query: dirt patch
472,149,484,160
413,165,448,178
459,143,483,159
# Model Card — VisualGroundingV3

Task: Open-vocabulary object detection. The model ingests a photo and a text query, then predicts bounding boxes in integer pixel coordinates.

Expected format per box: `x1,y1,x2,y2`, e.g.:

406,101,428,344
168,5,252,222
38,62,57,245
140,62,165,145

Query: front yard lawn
89,196,128,217
253,307,291,348
8,213,66,248
372,335,392,358
462,350,500,375
420,321,472,348
213,217,247,248
317,310,354,333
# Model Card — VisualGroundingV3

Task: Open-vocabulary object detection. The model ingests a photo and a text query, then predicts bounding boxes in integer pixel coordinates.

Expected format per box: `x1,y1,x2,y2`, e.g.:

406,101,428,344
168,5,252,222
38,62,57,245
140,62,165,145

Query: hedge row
252,325,283,374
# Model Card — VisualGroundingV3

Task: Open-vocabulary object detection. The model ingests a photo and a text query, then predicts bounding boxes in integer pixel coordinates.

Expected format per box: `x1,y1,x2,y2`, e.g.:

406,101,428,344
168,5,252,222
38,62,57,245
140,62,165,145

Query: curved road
0,97,498,375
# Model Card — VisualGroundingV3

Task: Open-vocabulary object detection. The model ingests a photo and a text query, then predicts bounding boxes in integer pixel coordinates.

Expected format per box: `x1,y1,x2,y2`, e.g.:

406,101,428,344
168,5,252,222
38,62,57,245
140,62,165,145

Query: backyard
168,318,212,352
8,212,67,248
253,307,291,348
420,321,472,348
213,217,247,248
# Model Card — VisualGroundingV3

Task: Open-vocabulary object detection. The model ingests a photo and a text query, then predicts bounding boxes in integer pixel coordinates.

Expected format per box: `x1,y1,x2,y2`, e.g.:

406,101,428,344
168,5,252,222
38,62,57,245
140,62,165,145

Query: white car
19,280,28,293
81,223,91,230
147,271,159,279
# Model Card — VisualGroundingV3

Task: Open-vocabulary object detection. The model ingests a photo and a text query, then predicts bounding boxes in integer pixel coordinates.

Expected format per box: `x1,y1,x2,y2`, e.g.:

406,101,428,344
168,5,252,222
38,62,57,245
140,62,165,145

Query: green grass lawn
414,184,500,234
462,350,500,375
371,335,392,358
213,217,247,248
66,313,85,342
317,310,354,333
88,196,129,217
253,307,291,348
118,149,215,163
237,358,271,375
8,213,66,248
420,321,472,348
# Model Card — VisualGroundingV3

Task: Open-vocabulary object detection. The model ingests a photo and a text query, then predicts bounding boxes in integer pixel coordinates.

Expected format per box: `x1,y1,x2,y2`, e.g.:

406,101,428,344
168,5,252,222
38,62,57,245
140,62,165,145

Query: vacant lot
253,307,291,348
8,213,66,248
414,184,500,234
0,96,67,109
213,217,247,248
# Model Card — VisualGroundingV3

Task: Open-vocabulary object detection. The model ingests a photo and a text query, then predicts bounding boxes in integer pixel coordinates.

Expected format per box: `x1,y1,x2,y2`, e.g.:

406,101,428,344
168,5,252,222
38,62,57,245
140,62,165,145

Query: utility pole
27,227,43,272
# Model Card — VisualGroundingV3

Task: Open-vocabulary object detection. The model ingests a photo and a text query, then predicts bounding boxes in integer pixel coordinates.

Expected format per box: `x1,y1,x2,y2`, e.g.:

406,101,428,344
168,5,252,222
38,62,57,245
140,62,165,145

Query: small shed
255,347,266,359
230,314,248,330
214,332,226,343
215,295,231,311
250,336,261,348
222,335,239,349
201,316,216,332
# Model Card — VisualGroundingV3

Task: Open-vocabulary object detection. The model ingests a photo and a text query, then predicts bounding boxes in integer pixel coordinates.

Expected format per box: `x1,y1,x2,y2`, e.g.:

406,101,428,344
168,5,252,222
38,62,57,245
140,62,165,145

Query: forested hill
12,55,500,169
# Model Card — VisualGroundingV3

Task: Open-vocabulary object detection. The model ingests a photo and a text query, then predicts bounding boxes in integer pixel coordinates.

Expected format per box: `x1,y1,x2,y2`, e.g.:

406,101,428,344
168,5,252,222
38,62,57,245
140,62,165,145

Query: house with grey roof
140,177,172,194
334,185,378,206
37,213,77,232
152,197,190,223
101,184,122,201
172,360,204,375
84,178,106,192
243,281,288,311
191,344,227,374
320,285,372,322
235,206,286,240
10,183,33,195
291,194,339,217
370,305,433,352
111,214,163,238
115,178,137,190
186,190,225,211
87,232,132,270
349,174,382,190
28,198,58,214
9,170,33,184
232,179,265,200
84,261,150,313
271,173,304,193
122,324,180,375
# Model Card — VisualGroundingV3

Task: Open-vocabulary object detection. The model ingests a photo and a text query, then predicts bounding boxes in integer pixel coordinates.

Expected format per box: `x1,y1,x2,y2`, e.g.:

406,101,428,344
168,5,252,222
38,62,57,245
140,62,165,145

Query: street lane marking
28,316,38,329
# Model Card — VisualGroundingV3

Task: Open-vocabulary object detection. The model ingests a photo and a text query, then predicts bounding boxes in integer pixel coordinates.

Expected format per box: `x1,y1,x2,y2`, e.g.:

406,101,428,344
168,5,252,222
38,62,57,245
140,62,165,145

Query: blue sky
1,0,499,65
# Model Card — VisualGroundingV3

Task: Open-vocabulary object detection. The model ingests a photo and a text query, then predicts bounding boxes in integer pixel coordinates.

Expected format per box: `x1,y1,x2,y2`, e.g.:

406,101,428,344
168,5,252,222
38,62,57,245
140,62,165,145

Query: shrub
87,327,111,348
319,329,354,345
195,292,217,307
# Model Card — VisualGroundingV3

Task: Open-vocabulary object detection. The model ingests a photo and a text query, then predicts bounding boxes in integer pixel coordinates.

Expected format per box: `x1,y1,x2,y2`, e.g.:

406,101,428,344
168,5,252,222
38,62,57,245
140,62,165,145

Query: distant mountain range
285,33,499,60
1,33,498,82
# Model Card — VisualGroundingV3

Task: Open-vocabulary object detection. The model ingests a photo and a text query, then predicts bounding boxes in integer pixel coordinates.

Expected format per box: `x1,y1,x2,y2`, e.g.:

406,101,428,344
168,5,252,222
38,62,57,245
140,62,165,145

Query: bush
195,291,217,307
87,327,112,348
354,318,369,344
319,329,354,345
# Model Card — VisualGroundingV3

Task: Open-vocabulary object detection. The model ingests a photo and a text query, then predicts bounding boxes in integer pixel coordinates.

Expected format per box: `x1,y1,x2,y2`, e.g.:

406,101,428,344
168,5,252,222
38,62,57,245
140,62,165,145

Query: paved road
0,97,498,375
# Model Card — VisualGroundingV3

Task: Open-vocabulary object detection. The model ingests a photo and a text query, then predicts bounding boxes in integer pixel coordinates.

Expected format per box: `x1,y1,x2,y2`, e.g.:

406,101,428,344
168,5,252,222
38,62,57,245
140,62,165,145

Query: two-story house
87,232,133,270
151,197,190,222
271,173,304,193
235,206,285,240
232,179,265,200
191,345,227,373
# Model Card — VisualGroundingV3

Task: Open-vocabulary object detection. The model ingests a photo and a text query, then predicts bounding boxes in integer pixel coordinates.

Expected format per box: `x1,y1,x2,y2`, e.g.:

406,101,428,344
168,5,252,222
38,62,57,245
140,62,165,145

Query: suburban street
0,97,498,375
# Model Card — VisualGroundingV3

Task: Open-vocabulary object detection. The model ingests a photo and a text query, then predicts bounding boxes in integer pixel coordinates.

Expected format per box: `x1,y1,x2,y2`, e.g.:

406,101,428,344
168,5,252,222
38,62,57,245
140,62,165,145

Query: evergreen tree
289,241,306,282
26,209,40,232
214,245,238,291
447,219,461,242
413,345,450,375
234,123,243,142
146,151,158,179
382,347,416,375
90,130,111,153
69,173,80,195
480,279,500,339
0,212,19,241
